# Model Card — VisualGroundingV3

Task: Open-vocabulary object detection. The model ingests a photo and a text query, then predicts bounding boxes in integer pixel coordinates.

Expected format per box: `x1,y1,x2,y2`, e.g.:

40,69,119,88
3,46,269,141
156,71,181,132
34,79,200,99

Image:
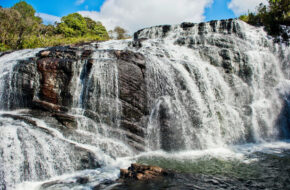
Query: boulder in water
120,163,167,180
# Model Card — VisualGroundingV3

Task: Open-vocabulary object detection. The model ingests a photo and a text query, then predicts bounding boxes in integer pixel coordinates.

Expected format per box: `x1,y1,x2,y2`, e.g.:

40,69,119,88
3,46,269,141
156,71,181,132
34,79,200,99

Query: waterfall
0,49,132,190
68,50,132,158
0,19,289,189
133,20,289,150
0,49,44,110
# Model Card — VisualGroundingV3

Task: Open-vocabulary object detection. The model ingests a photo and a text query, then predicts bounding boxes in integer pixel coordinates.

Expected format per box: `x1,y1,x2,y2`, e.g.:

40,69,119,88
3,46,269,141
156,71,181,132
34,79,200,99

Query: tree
9,1,43,48
84,17,109,39
0,7,22,48
12,1,35,18
239,0,289,41
0,2,110,51
57,13,88,37
268,0,290,25
113,26,130,40
39,24,56,36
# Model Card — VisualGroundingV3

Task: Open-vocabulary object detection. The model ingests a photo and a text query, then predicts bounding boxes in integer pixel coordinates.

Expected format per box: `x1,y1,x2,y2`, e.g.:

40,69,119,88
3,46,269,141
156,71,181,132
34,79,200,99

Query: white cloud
228,0,268,15
36,13,61,25
76,0,85,5
78,0,213,33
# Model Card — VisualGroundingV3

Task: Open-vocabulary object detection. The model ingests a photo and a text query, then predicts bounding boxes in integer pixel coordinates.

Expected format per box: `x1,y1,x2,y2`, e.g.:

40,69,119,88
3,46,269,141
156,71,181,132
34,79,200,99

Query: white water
0,49,132,189
100,20,290,150
0,49,44,110
0,20,289,189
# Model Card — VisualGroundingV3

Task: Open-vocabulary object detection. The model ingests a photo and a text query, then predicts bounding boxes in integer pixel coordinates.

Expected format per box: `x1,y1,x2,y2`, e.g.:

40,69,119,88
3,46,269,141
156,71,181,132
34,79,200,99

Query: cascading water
67,50,132,158
0,49,44,109
132,19,289,150
0,19,289,190
0,49,133,190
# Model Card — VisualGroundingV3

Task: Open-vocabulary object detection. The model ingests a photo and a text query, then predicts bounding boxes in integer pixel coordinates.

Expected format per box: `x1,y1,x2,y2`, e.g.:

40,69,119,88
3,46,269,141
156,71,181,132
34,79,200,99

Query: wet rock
39,51,51,57
78,151,101,170
0,50,13,57
76,176,89,184
130,38,147,48
93,179,115,190
180,22,195,30
162,25,171,37
37,57,74,106
120,163,167,180
159,100,186,151
53,113,77,129
81,50,93,58
115,50,148,150
32,99,63,112
0,113,37,126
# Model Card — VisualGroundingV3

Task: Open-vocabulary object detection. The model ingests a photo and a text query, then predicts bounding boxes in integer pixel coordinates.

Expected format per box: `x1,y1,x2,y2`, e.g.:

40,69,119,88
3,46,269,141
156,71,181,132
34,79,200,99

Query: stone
180,22,195,30
120,163,166,180
32,99,63,112
76,177,89,184
120,169,129,177
136,173,144,180
39,51,51,57
1,114,37,126
53,113,77,129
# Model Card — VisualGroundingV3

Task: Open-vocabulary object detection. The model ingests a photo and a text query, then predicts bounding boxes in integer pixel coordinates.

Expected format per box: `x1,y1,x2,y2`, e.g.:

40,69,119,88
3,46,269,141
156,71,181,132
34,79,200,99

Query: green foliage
84,17,109,40
239,15,249,23
114,26,126,39
12,1,35,18
239,0,289,42
0,43,9,51
0,7,22,48
56,13,87,37
112,26,130,40
0,1,44,49
0,1,110,51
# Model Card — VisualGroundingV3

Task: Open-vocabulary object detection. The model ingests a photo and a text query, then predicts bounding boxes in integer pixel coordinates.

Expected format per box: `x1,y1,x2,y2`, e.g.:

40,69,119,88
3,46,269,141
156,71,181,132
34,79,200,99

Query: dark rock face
114,50,147,150
0,45,150,188
37,57,73,106
8,59,38,109
6,45,148,152
158,100,186,151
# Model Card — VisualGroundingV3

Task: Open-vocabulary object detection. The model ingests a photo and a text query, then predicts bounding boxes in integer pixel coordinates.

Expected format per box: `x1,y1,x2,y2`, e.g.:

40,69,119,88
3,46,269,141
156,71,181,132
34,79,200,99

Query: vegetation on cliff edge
0,1,110,51
239,0,289,42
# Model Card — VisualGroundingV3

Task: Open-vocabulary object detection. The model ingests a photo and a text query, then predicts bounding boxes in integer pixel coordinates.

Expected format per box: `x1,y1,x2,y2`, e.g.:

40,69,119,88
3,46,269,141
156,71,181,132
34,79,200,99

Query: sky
0,0,268,33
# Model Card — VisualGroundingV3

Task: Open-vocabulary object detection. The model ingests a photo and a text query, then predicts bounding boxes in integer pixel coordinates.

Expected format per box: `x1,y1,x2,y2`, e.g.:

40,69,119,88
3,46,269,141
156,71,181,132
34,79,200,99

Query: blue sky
0,0,105,16
0,0,266,32
204,0,235,21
